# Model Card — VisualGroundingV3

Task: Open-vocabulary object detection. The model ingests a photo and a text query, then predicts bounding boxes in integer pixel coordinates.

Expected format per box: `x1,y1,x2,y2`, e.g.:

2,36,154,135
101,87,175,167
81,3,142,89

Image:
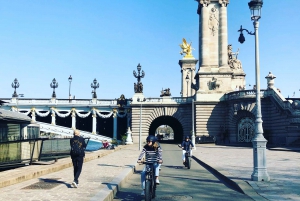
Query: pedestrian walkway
0,145,139,201
1,143,299,201
192,144,300,201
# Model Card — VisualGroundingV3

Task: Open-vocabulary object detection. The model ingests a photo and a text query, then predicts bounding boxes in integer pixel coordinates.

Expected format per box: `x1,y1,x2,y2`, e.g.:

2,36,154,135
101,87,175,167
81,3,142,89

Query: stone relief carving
228,44,243,70
207,77,221,90
219,0,229,7
209,7,219,36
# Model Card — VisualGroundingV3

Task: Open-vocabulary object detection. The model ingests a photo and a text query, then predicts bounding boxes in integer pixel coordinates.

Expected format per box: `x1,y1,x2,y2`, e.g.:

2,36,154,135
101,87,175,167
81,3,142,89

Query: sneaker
72,181,78,188
141,190,145,196
156,179,160,185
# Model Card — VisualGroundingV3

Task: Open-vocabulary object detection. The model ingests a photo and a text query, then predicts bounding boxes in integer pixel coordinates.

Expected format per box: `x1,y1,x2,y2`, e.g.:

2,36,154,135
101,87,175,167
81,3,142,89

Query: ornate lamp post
186,74,190,97
68,75,72,100
133,63,145,93
238,0,270,181
91,78,99,98
11,78,19,98
137,97,146,151
50,78,58,98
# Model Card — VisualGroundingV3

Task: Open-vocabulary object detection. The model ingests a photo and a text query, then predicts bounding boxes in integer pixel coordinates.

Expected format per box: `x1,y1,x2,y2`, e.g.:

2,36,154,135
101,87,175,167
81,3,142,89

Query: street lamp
68,75,72,100
186,74,190,97
11,78,19,98
137,97,146,151
50,78,58,98
238,0,270,181
91,78,99,98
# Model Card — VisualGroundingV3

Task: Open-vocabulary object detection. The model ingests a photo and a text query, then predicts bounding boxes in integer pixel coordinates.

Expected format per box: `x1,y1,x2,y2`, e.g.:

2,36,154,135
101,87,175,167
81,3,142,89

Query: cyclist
137,135,163,196
181,136,194,165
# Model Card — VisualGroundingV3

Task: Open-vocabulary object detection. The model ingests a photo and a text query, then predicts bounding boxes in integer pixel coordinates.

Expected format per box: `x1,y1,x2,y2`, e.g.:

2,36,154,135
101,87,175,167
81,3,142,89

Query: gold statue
179,38,194,58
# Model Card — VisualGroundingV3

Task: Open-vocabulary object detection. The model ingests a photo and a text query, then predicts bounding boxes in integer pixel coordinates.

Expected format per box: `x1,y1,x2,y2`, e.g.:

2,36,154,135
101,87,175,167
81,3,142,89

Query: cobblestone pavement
193,144,300,201
0,145,139,201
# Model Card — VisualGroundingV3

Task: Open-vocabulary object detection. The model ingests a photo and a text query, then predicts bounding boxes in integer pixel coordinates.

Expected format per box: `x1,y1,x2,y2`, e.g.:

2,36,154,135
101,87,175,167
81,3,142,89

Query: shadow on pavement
192,156,245,194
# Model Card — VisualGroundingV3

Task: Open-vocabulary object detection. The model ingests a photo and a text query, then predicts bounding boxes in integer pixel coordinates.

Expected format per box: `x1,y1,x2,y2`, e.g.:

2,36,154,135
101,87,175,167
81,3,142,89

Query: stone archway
149,116,183,143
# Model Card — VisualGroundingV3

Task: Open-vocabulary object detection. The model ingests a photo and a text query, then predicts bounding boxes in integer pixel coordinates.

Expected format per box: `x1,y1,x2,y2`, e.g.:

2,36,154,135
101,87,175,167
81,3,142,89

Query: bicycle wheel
152,182,156,198
187,157,191,169
145,180,152,201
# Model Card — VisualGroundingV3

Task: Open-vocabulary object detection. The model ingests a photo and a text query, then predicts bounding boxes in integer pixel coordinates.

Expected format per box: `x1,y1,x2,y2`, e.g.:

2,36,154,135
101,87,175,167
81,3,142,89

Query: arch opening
148,116,183,143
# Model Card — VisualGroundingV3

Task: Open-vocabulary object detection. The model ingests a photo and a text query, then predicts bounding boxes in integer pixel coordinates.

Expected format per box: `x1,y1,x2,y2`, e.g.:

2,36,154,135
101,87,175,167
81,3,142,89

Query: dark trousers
71,156,84,184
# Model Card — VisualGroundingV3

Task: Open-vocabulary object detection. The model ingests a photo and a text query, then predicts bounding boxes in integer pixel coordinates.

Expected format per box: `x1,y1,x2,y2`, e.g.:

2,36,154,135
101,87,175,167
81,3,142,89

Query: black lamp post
133,63,145,93
238,0,269,182
50,78,58,98
11,78,19,98
68,75,72,99
91,78,99,98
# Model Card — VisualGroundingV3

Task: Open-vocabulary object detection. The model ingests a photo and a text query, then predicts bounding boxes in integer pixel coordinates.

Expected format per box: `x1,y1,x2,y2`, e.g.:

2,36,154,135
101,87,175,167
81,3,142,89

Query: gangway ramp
37,121,112,142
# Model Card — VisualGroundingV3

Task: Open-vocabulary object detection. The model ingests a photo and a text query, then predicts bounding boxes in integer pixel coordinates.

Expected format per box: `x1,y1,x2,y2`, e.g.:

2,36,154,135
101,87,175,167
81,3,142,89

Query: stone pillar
199,1,210,69
92,109,97,134
113,109,118,139
71,109,76,129
219,0,230,71
179,59,198,97
51,108,56,125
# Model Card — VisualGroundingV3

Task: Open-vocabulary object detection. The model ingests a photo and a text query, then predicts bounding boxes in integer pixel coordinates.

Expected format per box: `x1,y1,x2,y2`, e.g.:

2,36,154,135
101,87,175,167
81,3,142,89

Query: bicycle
184,149,191,169
178,144,192,169
141,161,157,200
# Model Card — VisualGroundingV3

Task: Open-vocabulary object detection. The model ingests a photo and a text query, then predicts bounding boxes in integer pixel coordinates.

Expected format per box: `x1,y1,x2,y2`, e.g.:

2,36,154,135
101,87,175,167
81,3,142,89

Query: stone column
219,0,230,71
179,59,198,97
51,108,55,125
113,109,118,139
71,109,76,129
92,109,97,134
199,0,210,68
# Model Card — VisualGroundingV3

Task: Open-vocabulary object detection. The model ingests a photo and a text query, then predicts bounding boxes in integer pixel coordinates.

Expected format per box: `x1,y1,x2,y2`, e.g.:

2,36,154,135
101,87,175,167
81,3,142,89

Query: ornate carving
228,45,243,70
209,7,219,36
200,0,210,7
179,38,195,58
219,0,229,7
207,77,221,90
160,88,171,97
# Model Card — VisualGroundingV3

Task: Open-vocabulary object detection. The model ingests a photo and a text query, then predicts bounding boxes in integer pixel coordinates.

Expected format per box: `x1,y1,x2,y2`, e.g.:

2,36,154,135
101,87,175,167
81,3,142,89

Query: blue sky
0,0,299,99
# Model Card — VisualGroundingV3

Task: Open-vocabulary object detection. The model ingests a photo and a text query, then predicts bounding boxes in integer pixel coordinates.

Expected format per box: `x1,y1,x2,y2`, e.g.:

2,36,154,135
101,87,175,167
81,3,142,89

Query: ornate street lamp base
125,127,133,145
251,138,270,181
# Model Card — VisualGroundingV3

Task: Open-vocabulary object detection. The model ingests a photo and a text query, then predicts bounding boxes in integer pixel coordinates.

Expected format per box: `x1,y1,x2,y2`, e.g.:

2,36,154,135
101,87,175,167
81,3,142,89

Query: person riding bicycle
137,135,163,196
181,135,194,165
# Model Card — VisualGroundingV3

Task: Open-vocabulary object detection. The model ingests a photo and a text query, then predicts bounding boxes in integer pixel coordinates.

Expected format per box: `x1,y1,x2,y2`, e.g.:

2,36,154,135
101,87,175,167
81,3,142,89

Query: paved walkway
0,143,299,201
193,144,300,201
0,145,139,201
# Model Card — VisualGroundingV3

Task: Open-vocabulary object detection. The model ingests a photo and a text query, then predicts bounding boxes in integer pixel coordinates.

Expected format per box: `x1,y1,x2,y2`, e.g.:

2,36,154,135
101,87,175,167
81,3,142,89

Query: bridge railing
224,90,267,100
144,97,193,103
0,98,118,105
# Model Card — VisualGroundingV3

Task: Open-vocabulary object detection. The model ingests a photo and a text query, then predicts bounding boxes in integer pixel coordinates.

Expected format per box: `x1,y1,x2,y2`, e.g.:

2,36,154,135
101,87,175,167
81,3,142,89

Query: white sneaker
156,179,160,184
72,181,78,188
141,190,145,196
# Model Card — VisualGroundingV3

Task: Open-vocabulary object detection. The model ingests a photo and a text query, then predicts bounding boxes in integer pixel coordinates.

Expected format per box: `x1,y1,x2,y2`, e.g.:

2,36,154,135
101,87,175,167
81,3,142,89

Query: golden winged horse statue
179,38,195,58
